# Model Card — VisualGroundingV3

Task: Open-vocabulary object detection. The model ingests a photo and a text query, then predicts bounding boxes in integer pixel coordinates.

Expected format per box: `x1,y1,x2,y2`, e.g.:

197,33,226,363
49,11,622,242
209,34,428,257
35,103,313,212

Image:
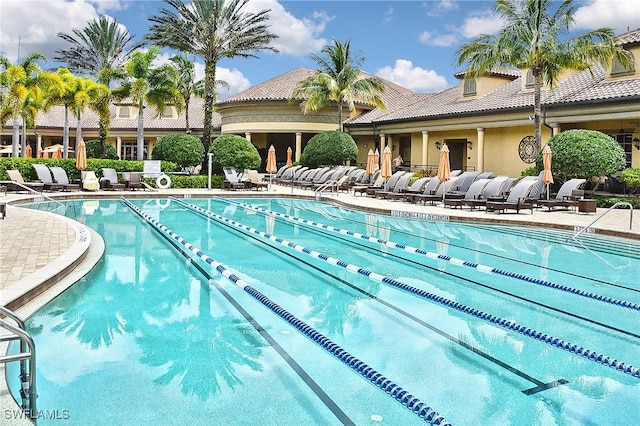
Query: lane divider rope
221,198,639,312
121,197,451,425
172,197,640,380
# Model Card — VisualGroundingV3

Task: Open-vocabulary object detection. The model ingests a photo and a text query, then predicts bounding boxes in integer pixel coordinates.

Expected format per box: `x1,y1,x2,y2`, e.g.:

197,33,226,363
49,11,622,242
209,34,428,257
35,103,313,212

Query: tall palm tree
55,15,144,157
146,0,278,171
455,0,632,152
115,47,184,160
291,39,386,132
169,53,205,133
0,53,61,157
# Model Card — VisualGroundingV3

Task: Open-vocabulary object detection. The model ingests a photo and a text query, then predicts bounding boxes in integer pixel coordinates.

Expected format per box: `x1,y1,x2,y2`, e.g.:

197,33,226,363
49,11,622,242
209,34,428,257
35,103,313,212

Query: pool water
8,197,640,425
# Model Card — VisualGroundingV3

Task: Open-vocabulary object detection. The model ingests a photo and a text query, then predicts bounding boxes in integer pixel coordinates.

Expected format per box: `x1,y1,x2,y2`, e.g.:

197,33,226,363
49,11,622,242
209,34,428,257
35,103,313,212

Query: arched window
525,69,535,88
463,79,476,96
611,53,635,76
117,106,130,118
161,106,174,119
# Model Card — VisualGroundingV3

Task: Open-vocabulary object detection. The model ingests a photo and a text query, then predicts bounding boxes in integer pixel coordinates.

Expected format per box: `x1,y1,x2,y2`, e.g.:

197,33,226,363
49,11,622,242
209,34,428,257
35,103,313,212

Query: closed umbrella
365,149,376,175
53,146,62,159
25,144,32,158
374,148,380,171
76,139,87,171
37,141,43,158
542,144,553,200
380,146,392,180
266,145,277,190
436,143,451,204
286,147,293,167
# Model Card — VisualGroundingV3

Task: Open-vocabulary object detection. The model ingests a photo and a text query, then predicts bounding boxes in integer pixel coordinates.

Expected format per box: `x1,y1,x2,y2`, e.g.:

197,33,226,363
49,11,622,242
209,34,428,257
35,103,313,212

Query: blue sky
1,0,639,99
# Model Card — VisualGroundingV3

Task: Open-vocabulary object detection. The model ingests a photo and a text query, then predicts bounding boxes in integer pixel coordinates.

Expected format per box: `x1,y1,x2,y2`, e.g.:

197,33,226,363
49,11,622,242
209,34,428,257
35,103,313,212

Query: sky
1,0,639,100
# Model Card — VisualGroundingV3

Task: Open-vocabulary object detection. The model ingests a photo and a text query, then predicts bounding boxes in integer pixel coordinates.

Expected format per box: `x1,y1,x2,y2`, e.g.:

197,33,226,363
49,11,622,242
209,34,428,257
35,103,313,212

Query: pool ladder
0,306,37,420
314,180,339,201
571,201,633,239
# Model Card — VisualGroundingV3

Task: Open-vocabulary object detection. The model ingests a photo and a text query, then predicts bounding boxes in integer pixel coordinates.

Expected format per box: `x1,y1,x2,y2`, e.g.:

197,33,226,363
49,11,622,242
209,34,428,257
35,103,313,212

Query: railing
0,306,37,420
571,201,634,240
314,180,338,201
0,180,76,218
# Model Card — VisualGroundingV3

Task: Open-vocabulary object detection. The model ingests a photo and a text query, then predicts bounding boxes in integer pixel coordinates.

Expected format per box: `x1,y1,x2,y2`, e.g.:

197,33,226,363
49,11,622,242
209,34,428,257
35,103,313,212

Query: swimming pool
8,197,640,425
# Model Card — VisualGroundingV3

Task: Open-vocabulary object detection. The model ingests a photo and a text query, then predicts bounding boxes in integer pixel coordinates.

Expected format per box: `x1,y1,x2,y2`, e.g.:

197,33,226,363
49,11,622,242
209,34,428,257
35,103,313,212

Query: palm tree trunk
533,73,543,152
21,118,27,158
12,116,20,157
63,106,70,159
75,111,82,151
137,100,145,160
185,98,190,133
338,103,344,132
98,120,107,158
201,62,217,173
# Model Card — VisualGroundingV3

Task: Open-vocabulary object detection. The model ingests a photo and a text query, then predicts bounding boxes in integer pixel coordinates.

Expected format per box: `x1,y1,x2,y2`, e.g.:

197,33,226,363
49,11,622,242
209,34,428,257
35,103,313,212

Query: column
295,132,302,162
422,130,429,168
245,132,252,142
379,133,386,168
550,123,561,137
116,136,122,159
476,127,485,172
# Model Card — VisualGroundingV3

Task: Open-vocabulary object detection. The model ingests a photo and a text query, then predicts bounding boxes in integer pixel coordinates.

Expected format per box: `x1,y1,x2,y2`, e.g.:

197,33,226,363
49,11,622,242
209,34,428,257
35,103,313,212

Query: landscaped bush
209,134,261,174
152,133,205,171
299,131,357,168
85,140,118,159
619,168,640,195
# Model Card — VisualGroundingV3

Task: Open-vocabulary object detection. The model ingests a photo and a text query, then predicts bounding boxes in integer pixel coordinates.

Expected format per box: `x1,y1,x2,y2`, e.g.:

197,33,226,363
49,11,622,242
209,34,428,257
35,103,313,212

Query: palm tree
146,0,278,171
169,53,205,133
115,46,184,160
55,15,144,157
455,0,632,152
0,53,62,157
291,39,386,132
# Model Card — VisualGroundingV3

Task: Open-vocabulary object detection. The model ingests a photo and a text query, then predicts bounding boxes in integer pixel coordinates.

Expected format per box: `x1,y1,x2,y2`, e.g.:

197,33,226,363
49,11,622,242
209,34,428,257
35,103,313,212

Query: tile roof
218,67,316,104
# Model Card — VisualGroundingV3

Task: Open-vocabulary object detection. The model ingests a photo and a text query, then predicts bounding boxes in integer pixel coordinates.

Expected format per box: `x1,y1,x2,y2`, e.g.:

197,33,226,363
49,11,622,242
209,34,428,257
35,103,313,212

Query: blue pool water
8,197,640,425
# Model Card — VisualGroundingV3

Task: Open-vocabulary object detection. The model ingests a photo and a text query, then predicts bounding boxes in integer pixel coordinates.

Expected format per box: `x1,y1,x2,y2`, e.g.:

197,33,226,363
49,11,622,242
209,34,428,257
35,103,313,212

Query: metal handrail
571,201,633,240
314,179,338,201
0,180,74,218
0,306,37,419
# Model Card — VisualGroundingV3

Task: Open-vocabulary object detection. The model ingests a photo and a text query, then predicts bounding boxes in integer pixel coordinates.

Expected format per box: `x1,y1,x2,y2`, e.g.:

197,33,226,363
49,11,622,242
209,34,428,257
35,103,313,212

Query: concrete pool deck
0,185,638,424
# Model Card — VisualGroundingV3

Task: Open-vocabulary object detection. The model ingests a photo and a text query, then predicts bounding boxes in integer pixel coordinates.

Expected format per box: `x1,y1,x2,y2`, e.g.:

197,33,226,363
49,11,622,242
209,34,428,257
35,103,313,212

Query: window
462,79,476,96
525,69,535,88
117,106,130,118
161,106,174,119
611,53,635,77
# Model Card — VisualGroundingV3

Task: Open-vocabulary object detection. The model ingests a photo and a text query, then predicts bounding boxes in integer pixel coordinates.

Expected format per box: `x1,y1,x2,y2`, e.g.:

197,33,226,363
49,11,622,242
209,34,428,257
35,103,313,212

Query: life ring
155,199,171,209
156,174,171,189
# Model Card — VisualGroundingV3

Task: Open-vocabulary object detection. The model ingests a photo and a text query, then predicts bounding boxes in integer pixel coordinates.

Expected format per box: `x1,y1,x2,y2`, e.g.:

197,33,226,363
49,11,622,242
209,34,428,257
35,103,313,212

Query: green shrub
209,134,261,174
142,174,218,189
299,131,357,168
152,133,204,171
85,140,118,159
619,168,640,194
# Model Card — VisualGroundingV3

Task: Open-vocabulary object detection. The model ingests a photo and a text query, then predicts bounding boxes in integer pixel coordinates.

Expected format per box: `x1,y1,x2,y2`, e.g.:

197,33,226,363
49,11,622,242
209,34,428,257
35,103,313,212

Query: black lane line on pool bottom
177,201,567,396
124,201,356,426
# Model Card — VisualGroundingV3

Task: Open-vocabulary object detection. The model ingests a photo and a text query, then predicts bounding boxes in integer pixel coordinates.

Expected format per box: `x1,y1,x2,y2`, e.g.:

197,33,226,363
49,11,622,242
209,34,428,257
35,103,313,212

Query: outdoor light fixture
466,140,473,150
633,137,640,150
435,141,441,150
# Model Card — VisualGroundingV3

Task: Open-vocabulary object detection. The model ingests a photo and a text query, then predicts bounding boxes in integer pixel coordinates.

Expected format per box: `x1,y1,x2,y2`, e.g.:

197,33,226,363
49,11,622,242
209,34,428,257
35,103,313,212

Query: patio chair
6,169,45,193
485,179,537,214
32,164,63,191
413,176,460,205
50,167,80,191
81,171,100,191
444,178,491,209
536,178,587,211
369,171,406,197
463,176,509,210
387,176,431,201
121,172,145,190
352,172,383,196
222,166,249,190
406,177,441,204
100,168,126,190
376,172,415,199
246,169,268,190
447,171,481,196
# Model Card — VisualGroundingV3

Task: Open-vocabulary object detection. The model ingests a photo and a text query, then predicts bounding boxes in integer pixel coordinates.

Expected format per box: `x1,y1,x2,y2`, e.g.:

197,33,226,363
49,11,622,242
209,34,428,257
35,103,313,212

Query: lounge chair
463,176,509,210
536,178,587,211
81,171,100,191
353,173,383,196
100,168,126,190
447,171,481,196
406,177,441,203
246,169,268,190
413,176,460,205
369,171,406,197
387,176,430,201
222,166,249,190
32,164,63,191
50,167,80,191
485,179,537,214
121,172,145,190
376,172,415,199
444,178,491,209
6,170,45,193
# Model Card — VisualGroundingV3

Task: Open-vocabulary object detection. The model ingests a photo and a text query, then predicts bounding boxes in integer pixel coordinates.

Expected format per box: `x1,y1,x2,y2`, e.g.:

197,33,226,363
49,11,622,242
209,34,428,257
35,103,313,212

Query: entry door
445,140,465,171
122,143,137,161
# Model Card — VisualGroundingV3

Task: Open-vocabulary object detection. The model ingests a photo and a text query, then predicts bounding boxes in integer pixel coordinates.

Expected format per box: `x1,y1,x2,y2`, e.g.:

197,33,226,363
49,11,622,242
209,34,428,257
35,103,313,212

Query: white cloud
246,0,329,56
0,0,99,64
376,59,450,93
573,0,640,34
423,0,459,17
88,0,126,14
459,10,503,38
419,31,460,47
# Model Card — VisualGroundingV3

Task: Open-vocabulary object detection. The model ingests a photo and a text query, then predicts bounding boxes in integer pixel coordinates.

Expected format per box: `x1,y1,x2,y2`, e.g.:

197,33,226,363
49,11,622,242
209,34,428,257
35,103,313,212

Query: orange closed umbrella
266,145,277,190
380,146,392,180
53,146,62,159
37,141,43,158
365,149,376,176
373,148,380,171
542,144,553,199
436,143,451,204
76,139,87,171
286,146,293,168
25,144,32,158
